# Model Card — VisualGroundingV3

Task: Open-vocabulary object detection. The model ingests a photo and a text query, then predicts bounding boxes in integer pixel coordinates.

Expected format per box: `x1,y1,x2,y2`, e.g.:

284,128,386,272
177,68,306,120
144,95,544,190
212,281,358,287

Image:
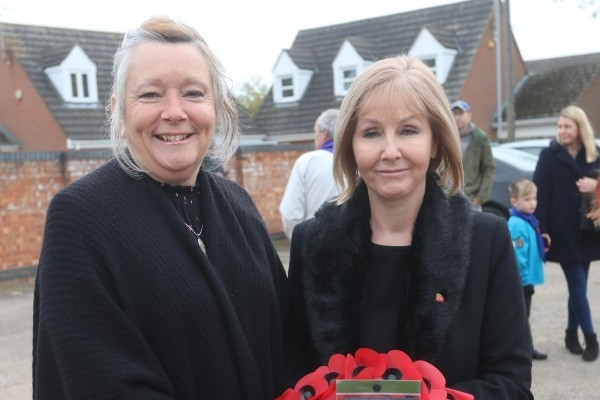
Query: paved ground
1,241,599,399
0,277,35,400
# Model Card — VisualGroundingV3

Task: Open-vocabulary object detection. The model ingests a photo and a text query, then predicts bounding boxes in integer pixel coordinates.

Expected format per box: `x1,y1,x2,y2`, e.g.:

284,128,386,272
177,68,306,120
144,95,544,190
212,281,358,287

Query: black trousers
523,284,534,318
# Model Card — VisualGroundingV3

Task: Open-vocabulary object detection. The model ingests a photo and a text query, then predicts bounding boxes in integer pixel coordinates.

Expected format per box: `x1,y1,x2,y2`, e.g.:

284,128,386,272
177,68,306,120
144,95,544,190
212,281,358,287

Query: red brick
0,148,306,274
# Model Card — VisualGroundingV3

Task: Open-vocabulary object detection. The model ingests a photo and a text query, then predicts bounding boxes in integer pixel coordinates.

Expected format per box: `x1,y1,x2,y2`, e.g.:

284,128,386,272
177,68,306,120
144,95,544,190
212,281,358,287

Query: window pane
82,74,89,97
422,58,436,68
282,89,294,98
71,73,78,97
343,69,356,79
282,78,293,86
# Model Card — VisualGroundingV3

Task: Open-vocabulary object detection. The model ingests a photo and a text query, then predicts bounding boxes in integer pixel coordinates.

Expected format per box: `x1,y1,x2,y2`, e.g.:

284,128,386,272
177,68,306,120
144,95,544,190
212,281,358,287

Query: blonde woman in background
533,105,600,362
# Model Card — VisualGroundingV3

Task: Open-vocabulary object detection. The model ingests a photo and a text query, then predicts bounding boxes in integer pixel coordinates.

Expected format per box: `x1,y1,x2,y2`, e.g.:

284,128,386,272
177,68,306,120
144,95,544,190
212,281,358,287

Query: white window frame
341,67,357,91
420,57,437,76
70,71,91,99
280,76,294,98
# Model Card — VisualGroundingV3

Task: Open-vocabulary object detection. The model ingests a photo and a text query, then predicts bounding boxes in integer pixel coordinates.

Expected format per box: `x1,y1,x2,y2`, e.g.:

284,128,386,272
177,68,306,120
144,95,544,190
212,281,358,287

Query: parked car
481,146,539,219
499,138,600,157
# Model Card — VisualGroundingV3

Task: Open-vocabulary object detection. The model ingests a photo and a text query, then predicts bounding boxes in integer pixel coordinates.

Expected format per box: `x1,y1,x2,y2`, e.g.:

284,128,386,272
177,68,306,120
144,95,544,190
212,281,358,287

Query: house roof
0,123,20,148
515,53,600,120
426,26,462,50
2,22,260,144
345,37,382,60
252,0,494,138
41,43,78,68
286,47,318,71
2,23,123,141
237,105,255,134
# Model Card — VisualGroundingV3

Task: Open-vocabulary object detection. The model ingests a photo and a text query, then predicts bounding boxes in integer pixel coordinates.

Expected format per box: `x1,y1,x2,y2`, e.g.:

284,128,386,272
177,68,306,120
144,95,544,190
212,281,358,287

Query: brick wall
0,146,308,279
235,148,304,231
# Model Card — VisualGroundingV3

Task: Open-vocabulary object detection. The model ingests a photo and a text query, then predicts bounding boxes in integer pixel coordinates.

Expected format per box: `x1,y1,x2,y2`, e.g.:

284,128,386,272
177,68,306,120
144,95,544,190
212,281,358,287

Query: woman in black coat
33,18,289,399
533,105,600,362
285,56,533,399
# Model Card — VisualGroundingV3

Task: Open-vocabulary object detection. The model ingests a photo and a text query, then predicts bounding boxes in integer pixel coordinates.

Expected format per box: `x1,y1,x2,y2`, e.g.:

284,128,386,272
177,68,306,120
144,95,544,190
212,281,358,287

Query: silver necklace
186,223,207,255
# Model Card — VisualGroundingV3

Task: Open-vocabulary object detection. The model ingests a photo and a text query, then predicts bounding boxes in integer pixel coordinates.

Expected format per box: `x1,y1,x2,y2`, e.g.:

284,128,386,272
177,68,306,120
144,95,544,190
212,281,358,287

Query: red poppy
414,360,447,400
352,348,386,378
327,353,347,378
277,365,331,400
275,348,474,400
384,349,422,381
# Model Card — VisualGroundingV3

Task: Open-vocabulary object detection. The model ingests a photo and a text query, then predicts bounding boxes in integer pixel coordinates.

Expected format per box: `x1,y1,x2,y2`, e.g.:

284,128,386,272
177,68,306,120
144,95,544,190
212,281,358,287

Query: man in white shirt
279,109,340,239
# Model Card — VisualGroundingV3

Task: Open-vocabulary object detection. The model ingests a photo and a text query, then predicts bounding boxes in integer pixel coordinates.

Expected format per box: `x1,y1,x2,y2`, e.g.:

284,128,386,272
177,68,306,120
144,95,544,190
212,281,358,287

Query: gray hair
316,108,339,141
106,16,239,177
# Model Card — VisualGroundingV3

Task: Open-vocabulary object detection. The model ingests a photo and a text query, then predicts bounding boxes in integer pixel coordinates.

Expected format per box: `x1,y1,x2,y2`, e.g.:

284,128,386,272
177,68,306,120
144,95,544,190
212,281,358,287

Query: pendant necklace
186,223,207,255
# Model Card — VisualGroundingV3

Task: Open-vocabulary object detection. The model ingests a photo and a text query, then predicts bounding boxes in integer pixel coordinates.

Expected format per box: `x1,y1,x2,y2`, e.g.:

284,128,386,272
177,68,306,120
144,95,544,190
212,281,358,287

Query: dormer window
409,28,457,84
272,49,315,104
44,44,99,105
332,39,374,97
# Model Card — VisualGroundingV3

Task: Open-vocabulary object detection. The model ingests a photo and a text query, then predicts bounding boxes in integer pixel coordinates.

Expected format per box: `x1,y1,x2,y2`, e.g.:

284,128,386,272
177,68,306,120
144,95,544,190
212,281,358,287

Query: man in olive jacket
451,100,495,210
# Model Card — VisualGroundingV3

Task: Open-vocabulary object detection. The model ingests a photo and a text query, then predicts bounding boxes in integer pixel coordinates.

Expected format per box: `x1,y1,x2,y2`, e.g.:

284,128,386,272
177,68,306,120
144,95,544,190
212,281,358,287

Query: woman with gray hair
33,17,289,399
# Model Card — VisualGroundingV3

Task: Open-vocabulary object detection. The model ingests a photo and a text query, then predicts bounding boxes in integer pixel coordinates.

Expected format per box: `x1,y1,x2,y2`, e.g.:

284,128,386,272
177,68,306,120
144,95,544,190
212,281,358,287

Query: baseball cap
450,100,470,112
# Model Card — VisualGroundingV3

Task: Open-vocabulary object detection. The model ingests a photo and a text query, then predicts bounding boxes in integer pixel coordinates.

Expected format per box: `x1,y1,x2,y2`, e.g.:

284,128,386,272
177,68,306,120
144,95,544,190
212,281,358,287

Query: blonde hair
509,178,537,200
333,55,463,203
107,16,239,177
558,105,598,163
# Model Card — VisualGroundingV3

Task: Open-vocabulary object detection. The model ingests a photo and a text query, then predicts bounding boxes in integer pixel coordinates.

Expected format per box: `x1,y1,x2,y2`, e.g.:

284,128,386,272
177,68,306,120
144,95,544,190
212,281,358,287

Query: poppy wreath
277,348,473,400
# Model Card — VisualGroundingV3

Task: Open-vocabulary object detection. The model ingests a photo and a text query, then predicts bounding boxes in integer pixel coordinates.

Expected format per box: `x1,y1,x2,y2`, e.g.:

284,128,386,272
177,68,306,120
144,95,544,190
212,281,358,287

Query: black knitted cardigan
33,160,289,400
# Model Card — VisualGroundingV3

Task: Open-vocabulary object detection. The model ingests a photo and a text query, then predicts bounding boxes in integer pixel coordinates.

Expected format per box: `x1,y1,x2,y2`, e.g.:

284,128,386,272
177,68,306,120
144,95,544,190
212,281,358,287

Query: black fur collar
298,174,473,363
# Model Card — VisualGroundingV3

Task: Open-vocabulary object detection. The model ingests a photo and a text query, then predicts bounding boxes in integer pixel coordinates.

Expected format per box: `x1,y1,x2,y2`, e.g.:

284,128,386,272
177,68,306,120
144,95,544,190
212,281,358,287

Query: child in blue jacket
508,178,548,360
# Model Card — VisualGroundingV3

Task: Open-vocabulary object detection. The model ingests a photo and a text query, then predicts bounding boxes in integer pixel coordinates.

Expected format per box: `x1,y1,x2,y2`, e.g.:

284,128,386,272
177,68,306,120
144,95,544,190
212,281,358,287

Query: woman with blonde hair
285,55,533,399
533,105,600,362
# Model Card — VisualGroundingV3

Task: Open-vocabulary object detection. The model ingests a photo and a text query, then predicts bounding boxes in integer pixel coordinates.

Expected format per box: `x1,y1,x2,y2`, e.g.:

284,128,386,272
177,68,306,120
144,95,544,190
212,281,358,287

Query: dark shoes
565,329,584,354
583,333,599,362
532,349,548,360
565,329,599,361
535,330,598,361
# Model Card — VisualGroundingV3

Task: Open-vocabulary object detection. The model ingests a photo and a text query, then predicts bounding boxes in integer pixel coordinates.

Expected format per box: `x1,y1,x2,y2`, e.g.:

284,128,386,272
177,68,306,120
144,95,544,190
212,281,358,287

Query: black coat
533,139,600,263
286,174,533,399
34,161,289,400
